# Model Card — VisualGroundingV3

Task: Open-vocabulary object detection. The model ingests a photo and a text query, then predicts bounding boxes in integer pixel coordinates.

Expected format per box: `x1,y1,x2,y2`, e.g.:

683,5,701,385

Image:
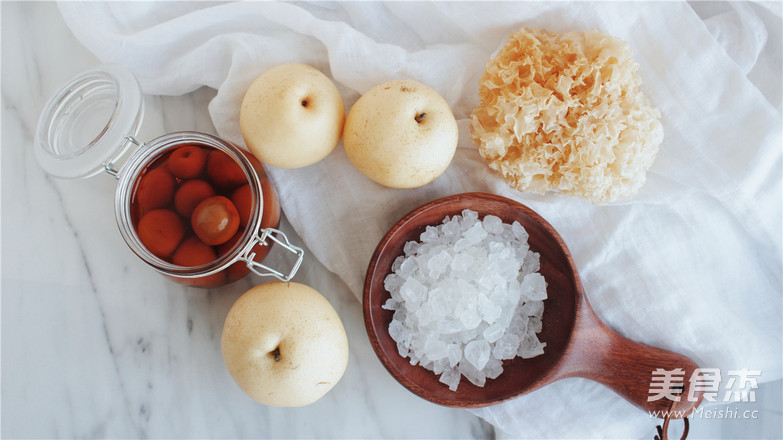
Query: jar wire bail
104,135,145,179
241,228,304,282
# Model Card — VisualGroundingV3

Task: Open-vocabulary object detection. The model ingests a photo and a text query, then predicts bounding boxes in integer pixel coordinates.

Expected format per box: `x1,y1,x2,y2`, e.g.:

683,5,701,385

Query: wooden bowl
363,193,703,414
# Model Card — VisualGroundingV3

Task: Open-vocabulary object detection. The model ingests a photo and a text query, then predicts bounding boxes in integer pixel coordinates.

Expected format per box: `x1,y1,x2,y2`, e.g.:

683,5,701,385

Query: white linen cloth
58,2,781,438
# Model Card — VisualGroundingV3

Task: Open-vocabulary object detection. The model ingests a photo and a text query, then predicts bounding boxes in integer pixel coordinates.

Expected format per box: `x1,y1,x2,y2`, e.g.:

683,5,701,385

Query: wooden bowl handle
557,302,703,418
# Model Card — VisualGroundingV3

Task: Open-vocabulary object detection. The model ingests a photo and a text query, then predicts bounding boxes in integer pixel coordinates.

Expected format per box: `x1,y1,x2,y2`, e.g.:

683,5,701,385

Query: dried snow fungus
470,28,663,204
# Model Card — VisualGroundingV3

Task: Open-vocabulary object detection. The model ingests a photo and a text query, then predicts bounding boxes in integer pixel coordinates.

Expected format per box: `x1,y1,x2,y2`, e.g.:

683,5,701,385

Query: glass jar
34,65,302,287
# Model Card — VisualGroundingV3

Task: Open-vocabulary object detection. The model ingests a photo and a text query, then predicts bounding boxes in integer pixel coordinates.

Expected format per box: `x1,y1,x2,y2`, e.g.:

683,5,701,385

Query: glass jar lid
34,64,144,179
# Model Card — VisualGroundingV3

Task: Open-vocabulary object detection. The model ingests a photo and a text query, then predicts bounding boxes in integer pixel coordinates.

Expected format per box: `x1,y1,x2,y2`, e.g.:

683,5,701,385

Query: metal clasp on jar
104,135,146,179
240,228,304,282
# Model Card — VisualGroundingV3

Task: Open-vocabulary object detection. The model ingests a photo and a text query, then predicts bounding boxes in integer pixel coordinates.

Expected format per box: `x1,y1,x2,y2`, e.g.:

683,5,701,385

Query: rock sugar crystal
383,209,547,391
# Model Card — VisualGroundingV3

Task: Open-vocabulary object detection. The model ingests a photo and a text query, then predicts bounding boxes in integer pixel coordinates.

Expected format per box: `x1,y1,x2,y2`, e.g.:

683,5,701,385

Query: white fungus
383,210,547,391
470,28,663,205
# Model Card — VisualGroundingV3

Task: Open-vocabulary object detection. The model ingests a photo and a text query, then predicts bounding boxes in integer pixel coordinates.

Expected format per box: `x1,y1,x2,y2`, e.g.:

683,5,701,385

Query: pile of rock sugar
383,209,547,391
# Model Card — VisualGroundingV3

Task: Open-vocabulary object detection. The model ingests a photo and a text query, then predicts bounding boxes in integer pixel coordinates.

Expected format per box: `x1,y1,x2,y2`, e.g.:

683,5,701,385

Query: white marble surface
1,3,492,438
2,2,781,439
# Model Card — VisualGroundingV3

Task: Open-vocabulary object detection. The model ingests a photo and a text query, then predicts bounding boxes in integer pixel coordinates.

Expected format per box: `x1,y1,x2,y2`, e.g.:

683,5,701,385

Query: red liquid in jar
130,144,280,287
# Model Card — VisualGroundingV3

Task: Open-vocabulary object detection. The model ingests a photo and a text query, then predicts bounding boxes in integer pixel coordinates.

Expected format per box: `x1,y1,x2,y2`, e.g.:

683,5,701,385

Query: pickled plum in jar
33,65,292,288
191,195,240,246
130,144,280,287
